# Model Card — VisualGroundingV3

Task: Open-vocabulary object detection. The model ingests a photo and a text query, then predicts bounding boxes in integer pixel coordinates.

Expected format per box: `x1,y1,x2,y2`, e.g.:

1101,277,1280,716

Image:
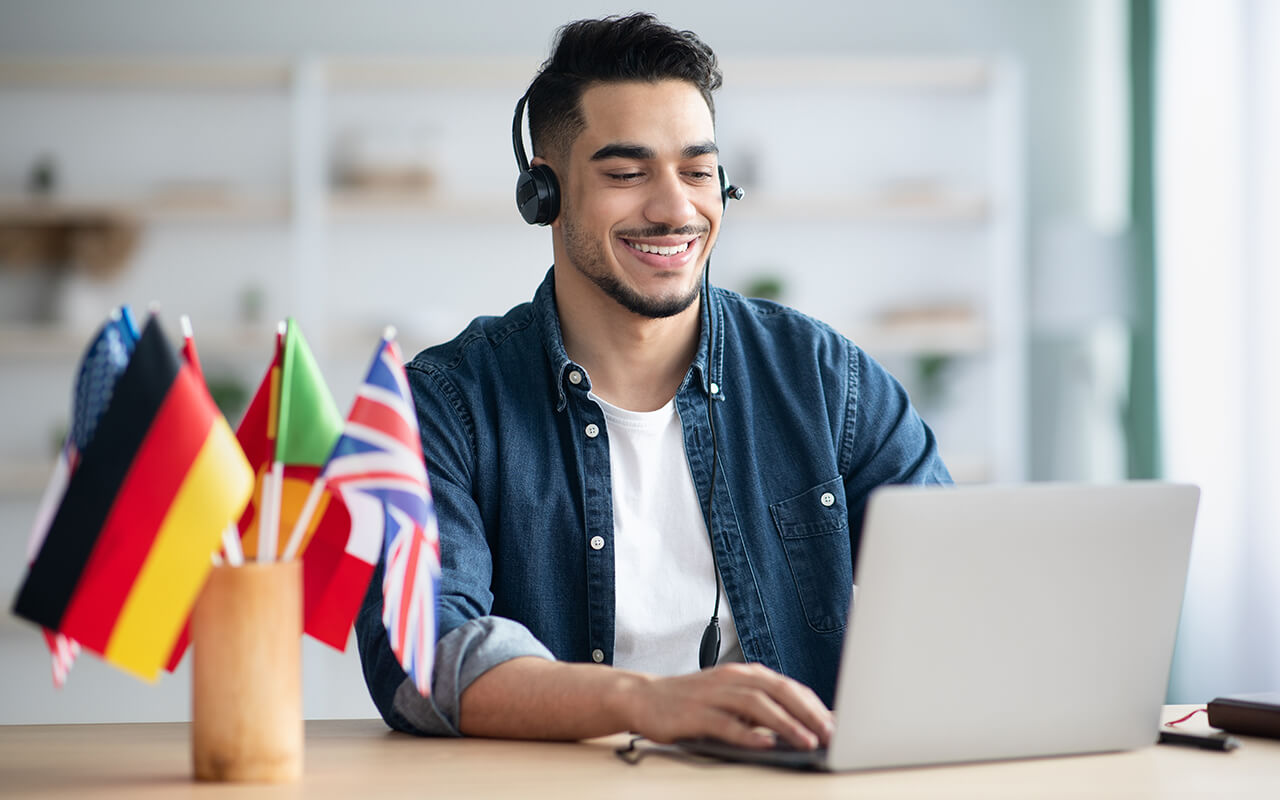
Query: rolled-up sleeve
357,587,554,735
353,359,555,736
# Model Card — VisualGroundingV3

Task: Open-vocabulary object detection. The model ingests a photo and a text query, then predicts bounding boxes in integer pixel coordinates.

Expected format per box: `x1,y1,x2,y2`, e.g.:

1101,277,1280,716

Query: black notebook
1207,692,1280,740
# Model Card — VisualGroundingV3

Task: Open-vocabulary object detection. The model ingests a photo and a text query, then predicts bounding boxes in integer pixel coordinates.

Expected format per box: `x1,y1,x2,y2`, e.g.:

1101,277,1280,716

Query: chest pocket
769,476,853,633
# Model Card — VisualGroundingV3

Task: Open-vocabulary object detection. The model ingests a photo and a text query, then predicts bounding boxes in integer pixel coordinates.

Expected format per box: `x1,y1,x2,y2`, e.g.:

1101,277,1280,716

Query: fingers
627,664,834,750
709,664,833,749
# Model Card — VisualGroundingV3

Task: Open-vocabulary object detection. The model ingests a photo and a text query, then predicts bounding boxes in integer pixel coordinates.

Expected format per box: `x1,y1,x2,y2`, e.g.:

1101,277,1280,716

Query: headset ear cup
516,164,560,225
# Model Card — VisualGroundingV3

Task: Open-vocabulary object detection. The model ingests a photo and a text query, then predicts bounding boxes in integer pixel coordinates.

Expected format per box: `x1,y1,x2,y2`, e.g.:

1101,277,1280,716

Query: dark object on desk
675,737,827,771
1207,692,1280,740
1158,730,1239,752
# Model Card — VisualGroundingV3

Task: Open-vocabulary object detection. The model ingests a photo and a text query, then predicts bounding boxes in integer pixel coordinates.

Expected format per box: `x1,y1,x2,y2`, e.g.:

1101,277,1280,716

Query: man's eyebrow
588,141,720,161
590,143,654,161
682,141,719,159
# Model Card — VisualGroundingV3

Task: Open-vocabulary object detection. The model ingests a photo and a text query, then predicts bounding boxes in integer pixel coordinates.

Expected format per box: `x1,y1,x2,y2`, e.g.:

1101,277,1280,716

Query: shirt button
590,535,605,551
709,382,719,395
820,492,836,507
568,370,583,385
591,649,605,663
585,423,600,438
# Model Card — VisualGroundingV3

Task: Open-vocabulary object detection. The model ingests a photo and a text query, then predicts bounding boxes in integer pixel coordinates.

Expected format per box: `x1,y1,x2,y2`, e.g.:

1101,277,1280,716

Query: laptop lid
826,481,1199,771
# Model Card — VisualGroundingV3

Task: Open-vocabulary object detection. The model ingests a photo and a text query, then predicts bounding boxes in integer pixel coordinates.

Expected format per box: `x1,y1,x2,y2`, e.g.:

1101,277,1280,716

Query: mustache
616,224,710,239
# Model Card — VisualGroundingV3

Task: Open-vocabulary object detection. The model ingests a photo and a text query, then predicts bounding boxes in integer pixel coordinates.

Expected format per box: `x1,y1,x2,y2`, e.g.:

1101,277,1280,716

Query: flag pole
260,460,284,562
179,314,204,381
221,523,244,566
281,477,327,562
256,321,289,562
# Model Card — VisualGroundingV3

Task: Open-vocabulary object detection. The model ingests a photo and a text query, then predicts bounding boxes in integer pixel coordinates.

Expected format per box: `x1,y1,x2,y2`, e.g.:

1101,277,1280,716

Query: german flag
12,317,253,681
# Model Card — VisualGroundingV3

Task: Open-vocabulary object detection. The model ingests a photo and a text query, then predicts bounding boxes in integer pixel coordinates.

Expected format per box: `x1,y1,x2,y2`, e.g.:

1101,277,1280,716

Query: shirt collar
534,266,725,412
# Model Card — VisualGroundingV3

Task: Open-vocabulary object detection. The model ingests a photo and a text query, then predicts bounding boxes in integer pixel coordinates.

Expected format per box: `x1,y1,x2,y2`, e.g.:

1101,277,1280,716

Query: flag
25,306,140,687
162,314,220,673
12,316,254,681
234,324,284,561
238,319,344,562
179,314,203,382
302,331,439,690
276,318,344,468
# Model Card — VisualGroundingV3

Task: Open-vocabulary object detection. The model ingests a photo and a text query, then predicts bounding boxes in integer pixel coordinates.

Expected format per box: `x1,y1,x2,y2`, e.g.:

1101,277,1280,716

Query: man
356,13,950,751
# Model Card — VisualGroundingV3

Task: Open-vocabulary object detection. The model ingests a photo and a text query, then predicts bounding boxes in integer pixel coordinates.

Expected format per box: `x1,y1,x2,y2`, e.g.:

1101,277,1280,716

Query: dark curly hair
525,13,722,162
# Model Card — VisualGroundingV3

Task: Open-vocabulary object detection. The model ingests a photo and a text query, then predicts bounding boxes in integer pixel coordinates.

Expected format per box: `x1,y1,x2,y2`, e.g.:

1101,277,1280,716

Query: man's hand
616,662,833,750
460,657,833,750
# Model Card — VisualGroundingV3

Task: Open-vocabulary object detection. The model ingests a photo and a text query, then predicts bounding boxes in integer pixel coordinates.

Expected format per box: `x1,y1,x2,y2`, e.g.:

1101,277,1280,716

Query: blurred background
0,0,1274,722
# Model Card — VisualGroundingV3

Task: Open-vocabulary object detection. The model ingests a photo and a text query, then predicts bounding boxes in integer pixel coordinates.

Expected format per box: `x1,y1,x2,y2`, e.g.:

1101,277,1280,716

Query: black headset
512,89,742,225
512,88,742,669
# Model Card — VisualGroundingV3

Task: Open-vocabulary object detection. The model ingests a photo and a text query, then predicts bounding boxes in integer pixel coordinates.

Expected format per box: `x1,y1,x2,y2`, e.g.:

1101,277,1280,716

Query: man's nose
643,170,698,228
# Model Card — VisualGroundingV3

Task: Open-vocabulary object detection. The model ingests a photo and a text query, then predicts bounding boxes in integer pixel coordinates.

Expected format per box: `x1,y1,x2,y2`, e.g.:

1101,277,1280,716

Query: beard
561,212,707,319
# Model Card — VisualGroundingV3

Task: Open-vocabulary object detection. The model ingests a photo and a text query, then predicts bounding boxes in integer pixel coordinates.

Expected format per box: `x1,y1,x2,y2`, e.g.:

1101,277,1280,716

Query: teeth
629,240,690,256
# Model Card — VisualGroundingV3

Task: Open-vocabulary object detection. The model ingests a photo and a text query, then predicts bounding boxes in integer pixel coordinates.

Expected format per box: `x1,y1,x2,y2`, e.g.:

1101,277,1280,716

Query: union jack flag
322,331,440,695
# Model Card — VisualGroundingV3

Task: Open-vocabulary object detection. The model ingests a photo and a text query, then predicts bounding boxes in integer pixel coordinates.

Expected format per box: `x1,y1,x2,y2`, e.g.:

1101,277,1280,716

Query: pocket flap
769,476,847,539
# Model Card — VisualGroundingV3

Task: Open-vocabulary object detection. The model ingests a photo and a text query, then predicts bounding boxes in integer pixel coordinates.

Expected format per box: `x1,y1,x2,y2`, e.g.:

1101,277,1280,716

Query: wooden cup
191,561,303,782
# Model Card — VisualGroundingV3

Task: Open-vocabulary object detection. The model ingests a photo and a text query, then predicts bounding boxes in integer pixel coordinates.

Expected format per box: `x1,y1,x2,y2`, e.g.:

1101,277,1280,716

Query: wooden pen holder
191,561,303,782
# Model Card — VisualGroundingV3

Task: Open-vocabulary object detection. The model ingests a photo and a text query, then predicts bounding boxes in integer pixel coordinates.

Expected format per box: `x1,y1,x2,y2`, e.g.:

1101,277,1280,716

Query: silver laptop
680,481,1200,771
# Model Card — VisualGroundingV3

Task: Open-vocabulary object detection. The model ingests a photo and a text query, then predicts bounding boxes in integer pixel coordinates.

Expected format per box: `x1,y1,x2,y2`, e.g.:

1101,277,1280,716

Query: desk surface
1,706,1274,798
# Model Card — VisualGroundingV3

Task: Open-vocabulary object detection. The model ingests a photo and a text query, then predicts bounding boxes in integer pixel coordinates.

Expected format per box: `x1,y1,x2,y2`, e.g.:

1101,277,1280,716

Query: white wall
0,0,1120,722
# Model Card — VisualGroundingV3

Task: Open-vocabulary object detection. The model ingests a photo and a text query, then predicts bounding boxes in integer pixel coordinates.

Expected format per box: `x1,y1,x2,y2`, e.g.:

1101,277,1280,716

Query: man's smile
624,239,693,256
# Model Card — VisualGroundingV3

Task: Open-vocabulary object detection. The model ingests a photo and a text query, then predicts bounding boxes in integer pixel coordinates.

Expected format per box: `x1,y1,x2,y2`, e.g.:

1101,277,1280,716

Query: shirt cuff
390,616,555,736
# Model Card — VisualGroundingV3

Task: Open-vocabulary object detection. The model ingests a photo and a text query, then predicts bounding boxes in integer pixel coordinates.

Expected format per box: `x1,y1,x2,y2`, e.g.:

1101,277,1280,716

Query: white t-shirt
592,392,742,675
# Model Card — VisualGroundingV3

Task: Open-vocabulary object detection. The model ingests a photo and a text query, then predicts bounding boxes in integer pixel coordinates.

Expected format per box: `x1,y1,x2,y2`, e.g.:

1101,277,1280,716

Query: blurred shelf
0,193,289,225
848,317,987,356
328,188,510,221
734,191,987,223
0,321,432,363
722,56,991,90
0,325,88,360
139,192,290,223
0,56,987,93
325,56,534,90
0,58,292,90
327,187,986,224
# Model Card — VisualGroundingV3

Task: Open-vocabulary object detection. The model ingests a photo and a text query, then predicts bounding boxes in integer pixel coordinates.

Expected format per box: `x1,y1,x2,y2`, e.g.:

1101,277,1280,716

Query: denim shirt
356,268,951,736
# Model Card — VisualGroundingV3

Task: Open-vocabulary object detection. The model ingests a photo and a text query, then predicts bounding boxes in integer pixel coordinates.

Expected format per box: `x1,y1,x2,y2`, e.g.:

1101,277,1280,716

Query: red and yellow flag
12,317,253,681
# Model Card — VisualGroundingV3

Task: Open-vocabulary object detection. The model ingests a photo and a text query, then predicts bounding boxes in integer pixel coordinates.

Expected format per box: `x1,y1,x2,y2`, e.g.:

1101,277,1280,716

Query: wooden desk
1,706,1274,798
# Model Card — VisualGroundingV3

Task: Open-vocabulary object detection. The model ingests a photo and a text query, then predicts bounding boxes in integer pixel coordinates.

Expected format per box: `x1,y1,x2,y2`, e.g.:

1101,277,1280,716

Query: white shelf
849,318,987,356
139,192,289,223
326,187,986,225
0,322,424,363
721,56,991,90
0,325,89,360
0,58,292,90
0,56,988,93
734,191,988,223
327,188,509,221
0,193,289,225
324,56,534,90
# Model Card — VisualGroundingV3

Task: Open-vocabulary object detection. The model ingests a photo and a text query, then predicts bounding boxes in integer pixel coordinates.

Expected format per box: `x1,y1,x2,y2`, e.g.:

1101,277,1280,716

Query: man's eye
610,172,643,182
686,171,716,181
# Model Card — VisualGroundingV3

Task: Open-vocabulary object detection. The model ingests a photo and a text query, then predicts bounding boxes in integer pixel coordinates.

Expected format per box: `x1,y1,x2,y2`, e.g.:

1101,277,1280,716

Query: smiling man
356,13,951,750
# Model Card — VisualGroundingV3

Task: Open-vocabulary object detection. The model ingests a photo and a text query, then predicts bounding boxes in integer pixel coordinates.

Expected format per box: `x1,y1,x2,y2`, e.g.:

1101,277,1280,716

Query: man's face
551,80,722,319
